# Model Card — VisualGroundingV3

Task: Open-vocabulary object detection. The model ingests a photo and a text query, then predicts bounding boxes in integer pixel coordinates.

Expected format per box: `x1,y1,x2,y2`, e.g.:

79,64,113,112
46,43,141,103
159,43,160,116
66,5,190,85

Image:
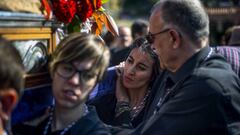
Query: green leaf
67,16,81,33
101,0,109,4
98,6,105,12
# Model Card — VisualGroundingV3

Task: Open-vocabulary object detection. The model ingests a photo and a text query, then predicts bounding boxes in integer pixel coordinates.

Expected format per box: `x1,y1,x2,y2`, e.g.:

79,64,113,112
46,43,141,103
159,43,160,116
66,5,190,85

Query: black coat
12,106,110,135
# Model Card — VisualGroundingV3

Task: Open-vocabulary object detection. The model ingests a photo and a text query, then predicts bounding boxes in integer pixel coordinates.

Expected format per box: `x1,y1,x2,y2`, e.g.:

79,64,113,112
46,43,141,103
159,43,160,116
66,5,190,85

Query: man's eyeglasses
146,28,170,44
56,62,97,83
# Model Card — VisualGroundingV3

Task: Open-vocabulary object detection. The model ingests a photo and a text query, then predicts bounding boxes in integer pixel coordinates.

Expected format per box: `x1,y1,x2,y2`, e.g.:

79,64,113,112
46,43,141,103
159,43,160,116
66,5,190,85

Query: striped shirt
214,46,240,78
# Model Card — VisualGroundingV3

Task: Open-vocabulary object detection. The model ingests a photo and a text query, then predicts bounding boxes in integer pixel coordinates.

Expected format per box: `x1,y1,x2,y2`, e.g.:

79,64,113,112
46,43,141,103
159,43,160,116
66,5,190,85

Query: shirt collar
168,47,212,83
3,130,8,135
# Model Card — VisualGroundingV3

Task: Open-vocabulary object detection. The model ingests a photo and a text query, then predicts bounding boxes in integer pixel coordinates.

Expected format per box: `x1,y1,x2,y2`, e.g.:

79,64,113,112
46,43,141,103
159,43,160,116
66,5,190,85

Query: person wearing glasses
13,33,110,135
112,0,240,134
88,38,160,128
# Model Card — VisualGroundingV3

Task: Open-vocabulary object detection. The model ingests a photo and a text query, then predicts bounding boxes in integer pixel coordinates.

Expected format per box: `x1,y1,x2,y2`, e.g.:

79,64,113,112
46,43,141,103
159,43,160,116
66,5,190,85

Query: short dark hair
131,19,149,39
153,0,209,43
0,38,24,96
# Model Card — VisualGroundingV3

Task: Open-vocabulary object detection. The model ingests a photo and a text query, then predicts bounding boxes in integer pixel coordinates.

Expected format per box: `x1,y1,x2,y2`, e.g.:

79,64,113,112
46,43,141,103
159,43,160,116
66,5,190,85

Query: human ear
0,89,18,121
169,30,181,49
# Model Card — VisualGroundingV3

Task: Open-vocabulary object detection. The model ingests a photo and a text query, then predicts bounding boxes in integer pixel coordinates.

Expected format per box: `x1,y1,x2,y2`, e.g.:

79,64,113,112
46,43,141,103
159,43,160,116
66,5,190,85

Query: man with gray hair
144,0,240,134
114,0,240,134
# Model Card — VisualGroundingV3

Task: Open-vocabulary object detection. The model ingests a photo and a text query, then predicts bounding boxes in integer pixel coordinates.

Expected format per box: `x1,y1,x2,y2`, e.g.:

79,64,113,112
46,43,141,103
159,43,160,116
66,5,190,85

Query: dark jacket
140,47,240,135
12,106,110,135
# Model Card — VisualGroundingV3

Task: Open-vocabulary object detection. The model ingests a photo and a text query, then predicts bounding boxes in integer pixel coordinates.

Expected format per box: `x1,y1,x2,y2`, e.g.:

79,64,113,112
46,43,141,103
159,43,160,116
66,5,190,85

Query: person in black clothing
114,0,240,134
131,19,149,40
89,38,160,128
13,33,110,135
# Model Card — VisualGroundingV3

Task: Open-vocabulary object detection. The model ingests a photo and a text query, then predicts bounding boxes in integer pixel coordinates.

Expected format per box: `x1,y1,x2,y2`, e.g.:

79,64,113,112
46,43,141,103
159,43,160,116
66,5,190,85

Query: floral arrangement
41,0,118,36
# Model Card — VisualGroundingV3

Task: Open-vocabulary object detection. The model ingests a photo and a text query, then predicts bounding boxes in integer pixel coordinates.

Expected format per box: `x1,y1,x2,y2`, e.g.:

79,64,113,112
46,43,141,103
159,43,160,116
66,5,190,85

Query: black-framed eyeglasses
146,28,170,44
56,62,97,83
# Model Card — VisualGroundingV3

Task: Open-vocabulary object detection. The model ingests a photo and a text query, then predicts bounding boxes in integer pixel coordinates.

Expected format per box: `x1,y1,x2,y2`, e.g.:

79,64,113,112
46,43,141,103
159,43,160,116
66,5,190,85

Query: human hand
115,62,129,103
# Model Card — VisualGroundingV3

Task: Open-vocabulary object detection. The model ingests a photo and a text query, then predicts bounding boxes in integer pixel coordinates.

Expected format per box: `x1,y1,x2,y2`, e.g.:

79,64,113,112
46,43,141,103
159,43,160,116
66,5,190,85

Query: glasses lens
80,72,97,82
57,62,98,83
57,63,75,78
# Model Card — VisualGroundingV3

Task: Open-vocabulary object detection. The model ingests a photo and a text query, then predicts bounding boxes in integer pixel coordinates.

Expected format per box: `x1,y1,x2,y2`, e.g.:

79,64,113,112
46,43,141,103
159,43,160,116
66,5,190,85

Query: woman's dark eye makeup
138,66,146,71
126,56,133,64
126,56,149,71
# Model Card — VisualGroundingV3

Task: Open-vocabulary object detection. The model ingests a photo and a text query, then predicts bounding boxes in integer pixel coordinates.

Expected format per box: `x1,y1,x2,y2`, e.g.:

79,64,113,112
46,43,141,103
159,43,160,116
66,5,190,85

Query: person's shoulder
190,55,240,91
12,109,49,135
72,106,111,135
194,51,237,77
88,92,116,106
22,109,49,126
110,47,131,66
89,67,117,100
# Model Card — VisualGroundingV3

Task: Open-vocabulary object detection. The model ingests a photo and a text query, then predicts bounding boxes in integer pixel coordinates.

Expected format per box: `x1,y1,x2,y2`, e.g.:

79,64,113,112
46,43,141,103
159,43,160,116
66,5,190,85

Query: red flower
76,0,93,22
52,0,77,24
96,0,102,9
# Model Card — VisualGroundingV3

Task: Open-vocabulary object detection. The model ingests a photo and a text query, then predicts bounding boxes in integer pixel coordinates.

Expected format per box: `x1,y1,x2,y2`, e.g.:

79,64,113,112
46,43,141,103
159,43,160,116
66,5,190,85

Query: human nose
127,65,135,75
68,72,80,85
